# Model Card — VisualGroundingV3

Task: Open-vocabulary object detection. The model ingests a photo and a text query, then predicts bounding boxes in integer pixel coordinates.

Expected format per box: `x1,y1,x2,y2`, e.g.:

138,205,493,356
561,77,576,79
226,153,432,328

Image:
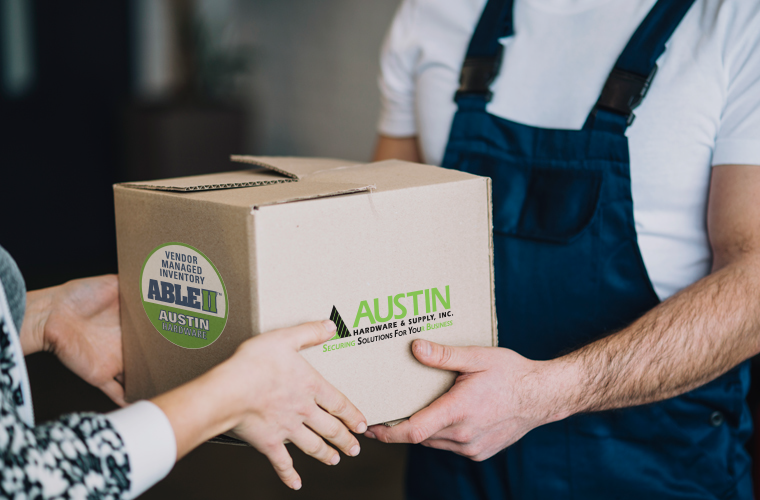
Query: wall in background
0,1,131,289
128,0,401,167
233,0,401,162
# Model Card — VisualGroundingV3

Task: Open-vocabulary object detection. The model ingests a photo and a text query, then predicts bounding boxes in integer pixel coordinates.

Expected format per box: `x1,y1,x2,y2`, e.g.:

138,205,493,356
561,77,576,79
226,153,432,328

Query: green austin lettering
393,293,407,319
354,286,451,327
374,296,394,322
432,286,450,312
353,300,375,327
406,290,423,316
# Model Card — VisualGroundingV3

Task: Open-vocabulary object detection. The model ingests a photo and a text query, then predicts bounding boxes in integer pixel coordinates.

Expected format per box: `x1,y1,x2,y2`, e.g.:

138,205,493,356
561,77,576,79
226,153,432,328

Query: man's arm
367,164,760,460
372,134,422,163
558,163,760,412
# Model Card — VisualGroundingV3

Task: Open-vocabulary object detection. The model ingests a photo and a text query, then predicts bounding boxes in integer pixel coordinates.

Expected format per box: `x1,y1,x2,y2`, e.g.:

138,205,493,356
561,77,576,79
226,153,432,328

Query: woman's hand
152,320,367,491
20,275,125,406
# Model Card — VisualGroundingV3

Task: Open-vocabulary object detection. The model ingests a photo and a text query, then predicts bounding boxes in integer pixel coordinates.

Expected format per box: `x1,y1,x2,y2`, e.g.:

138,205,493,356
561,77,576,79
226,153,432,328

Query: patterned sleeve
0,398,130,499
0,267,132,499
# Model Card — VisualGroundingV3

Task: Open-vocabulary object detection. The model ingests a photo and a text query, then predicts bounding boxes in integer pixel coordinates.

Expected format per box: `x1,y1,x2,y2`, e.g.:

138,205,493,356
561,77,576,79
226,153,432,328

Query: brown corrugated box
114,156,496,426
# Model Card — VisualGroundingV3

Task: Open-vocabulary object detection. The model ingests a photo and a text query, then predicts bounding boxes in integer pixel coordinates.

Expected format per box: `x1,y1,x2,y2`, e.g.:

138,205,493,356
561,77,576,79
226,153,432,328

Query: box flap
250,181,371,208
121,169,292,192
116,157,477,210
120,156,363,193
230,155,359,180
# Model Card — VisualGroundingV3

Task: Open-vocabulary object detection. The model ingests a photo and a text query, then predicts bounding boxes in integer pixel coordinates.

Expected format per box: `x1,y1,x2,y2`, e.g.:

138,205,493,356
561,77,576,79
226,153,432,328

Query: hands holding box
21,275,366,491
152,319,367,490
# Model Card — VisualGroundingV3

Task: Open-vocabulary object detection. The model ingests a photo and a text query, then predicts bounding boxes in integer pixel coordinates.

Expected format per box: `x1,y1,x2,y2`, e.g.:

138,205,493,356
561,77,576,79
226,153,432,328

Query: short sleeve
106,401,176,499
712,5,760,166
377,0,420,138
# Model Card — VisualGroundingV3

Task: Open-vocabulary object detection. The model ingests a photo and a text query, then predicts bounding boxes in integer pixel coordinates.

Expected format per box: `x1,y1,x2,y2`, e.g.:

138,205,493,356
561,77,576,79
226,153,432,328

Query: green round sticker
140,242,228,349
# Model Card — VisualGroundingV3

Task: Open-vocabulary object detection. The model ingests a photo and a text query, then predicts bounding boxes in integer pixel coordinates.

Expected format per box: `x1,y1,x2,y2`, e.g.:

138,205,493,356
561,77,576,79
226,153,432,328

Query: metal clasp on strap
455,48,504,101
595,65,658,126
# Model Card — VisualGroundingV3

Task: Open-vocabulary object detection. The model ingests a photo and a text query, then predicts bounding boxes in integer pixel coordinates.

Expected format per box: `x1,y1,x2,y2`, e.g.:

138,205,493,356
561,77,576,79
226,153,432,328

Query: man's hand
372,165,760,462
21,275,125,406
366,339,572,461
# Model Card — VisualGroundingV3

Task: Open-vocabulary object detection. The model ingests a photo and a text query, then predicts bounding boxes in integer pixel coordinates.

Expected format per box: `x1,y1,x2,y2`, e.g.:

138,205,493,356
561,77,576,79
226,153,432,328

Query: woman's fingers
100,379,127,407
289,425,341,466
263,442,303,490
306,410,361,457
284,320,338,350
315,378,367,434
281,321,367,432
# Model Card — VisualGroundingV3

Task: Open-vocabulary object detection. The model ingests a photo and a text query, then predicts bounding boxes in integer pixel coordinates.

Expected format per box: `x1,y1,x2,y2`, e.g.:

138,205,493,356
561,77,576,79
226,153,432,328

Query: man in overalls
367,0,760,498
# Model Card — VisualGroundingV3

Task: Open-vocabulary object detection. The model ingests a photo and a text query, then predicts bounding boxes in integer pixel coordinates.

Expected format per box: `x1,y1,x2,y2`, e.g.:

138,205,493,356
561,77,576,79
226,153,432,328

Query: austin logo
329,306,351,340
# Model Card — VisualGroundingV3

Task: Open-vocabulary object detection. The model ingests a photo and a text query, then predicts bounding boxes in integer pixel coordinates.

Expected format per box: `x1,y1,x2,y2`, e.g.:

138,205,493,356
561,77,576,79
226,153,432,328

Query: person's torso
402,3,756,497
405,0,752,300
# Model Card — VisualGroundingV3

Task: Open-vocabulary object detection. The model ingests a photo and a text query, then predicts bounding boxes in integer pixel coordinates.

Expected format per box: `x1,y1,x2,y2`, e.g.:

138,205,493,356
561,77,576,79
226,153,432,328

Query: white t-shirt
377,0,760,300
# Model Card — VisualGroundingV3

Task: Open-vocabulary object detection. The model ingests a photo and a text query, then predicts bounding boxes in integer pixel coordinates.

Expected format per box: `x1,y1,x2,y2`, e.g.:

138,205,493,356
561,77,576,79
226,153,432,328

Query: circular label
140,243,228,349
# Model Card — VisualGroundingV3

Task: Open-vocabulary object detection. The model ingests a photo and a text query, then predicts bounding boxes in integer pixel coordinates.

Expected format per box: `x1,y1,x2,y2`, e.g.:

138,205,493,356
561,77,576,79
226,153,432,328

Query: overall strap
590,0,697,132
455,0,514,104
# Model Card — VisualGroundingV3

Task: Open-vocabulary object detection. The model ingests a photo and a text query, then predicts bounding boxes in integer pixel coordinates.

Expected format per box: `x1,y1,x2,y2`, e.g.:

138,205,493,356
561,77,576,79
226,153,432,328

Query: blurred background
0,0,406,498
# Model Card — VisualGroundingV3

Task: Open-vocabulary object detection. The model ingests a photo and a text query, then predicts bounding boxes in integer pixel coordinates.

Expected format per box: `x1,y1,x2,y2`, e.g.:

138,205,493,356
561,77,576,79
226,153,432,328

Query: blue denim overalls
406,0,754,498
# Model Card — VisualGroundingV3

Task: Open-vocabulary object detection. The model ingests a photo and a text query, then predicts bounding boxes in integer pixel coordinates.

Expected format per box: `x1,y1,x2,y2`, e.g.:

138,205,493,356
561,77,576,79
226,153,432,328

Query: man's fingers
367,393,458,444
424,424,471,443
263,443,303,490
419,437,486,461
306,410,361,457
368,419,429,444
285,321,338,350
420,437,462,453
411,339,481,373
289,426,341,466
315,380,367,434
422,437,498,462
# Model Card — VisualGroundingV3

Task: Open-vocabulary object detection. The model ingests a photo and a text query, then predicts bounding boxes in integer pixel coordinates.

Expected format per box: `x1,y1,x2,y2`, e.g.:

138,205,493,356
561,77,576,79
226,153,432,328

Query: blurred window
1,0,35,98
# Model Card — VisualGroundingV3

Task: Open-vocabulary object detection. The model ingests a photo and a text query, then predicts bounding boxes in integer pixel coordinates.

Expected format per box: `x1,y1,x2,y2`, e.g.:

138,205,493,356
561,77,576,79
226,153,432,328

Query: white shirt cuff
0,277,34,427
107,400,176,499
712,138,760,166
377,110,418,138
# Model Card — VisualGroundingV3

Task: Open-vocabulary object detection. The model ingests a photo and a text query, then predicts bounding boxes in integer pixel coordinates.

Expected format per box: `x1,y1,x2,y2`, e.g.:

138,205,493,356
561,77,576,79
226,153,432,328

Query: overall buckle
595,66,658,126
455,48,503,102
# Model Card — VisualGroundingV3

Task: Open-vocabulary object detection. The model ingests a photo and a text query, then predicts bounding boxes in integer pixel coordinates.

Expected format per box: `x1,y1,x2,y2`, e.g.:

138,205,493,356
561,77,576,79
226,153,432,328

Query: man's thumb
411,339,475,372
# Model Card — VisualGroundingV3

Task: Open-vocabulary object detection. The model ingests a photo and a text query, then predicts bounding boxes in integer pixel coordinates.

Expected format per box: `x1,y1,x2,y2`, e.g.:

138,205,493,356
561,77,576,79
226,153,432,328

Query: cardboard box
115,157,496,426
